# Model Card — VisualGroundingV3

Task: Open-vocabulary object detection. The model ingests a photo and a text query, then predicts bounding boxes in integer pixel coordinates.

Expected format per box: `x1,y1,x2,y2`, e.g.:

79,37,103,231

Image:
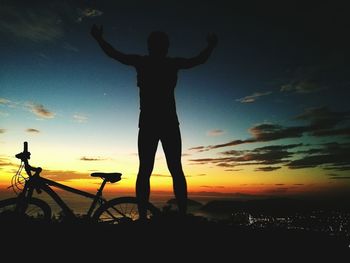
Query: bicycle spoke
93,197,160,224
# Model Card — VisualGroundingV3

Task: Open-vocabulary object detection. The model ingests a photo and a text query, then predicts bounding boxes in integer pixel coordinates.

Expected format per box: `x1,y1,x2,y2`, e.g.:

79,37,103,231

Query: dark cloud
188,146,206,152
224,168,243,172
328,172,350,179
190,141,350,172
324,166,350,171
295,106,350,131
189,107,350,152
329,176,350,180
288,142,350,170
220,149,245,156
255,166,281,172
190,143,300,170
188,107,350,173
312,127,350,137
249,124,306,141
253,144,303,151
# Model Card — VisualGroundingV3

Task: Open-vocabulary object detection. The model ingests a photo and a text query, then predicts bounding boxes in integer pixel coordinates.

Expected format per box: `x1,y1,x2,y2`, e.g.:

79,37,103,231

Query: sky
1,0,349,200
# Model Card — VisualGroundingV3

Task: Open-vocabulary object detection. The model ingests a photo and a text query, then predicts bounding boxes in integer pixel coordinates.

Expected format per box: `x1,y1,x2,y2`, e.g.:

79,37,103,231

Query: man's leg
136,127,158,220
161,126,187,215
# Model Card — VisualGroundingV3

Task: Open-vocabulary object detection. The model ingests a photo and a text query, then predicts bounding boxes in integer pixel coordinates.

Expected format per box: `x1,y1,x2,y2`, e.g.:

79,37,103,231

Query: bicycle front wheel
92,196,160,224
0,197,52,222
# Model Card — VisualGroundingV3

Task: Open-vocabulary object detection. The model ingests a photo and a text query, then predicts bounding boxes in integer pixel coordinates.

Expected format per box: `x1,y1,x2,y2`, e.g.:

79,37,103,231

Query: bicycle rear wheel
93,196,160,224
0,197,52,222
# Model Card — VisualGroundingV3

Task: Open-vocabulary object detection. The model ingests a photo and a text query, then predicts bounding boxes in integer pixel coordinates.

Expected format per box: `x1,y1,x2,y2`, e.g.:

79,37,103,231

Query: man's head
147,31,169,57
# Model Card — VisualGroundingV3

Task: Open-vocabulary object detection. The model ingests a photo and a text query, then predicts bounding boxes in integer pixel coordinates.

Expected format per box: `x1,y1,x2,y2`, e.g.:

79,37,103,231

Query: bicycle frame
18,165,109,219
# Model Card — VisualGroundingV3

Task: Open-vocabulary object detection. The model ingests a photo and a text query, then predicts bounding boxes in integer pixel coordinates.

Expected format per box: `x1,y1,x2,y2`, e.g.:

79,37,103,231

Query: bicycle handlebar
24,141,28,153
16,141,42,176
15,141,31,161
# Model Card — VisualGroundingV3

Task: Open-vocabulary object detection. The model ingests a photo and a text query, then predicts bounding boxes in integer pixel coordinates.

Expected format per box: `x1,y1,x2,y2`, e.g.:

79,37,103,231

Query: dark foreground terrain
1,213,349,260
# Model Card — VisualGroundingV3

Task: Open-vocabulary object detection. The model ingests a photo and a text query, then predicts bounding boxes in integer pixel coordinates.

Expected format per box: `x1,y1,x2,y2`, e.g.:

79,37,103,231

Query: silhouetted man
91,25,218,220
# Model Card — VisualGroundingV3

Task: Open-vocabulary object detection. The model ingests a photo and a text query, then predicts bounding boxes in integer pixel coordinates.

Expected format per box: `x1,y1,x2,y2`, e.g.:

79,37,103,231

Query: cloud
0,157,13,166
73,114,88,123
76,7,103,22
41,169,91,182
0,111,9,117
26,103,55,119
62,42,79,52
0,4,64,43
0,129,6,134
26,128,40,133
280,81,322,93
0,98,11,105
152,173,171,177
236,91,272,103
207,129,225,136
199,185,225,189
0,156,18,172
1,97,56,120
80,157,107,161
0,97,17,108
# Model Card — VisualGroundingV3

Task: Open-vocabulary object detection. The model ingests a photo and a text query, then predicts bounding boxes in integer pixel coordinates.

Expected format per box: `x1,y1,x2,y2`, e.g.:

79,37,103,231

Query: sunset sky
1,1,349,200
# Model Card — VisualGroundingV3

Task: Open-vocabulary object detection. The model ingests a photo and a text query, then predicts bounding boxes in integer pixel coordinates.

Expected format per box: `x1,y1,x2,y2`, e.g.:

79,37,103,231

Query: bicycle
0,142,160,224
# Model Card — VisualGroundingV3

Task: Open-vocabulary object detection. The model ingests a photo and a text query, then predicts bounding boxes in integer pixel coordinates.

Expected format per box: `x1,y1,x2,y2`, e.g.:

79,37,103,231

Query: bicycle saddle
90,172,122,183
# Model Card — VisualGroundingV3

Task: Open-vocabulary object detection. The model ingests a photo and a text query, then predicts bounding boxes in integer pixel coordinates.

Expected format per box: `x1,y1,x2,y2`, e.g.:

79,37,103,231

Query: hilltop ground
1,211,348,260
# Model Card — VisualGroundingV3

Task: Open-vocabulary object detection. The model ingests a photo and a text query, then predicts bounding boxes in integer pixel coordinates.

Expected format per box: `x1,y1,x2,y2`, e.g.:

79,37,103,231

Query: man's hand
207,33,218,48
91,24,103,40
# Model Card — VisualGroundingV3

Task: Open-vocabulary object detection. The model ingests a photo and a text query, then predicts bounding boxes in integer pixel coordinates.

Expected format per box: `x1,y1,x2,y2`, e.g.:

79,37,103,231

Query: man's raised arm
90,24,139,66
175,33,218,69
